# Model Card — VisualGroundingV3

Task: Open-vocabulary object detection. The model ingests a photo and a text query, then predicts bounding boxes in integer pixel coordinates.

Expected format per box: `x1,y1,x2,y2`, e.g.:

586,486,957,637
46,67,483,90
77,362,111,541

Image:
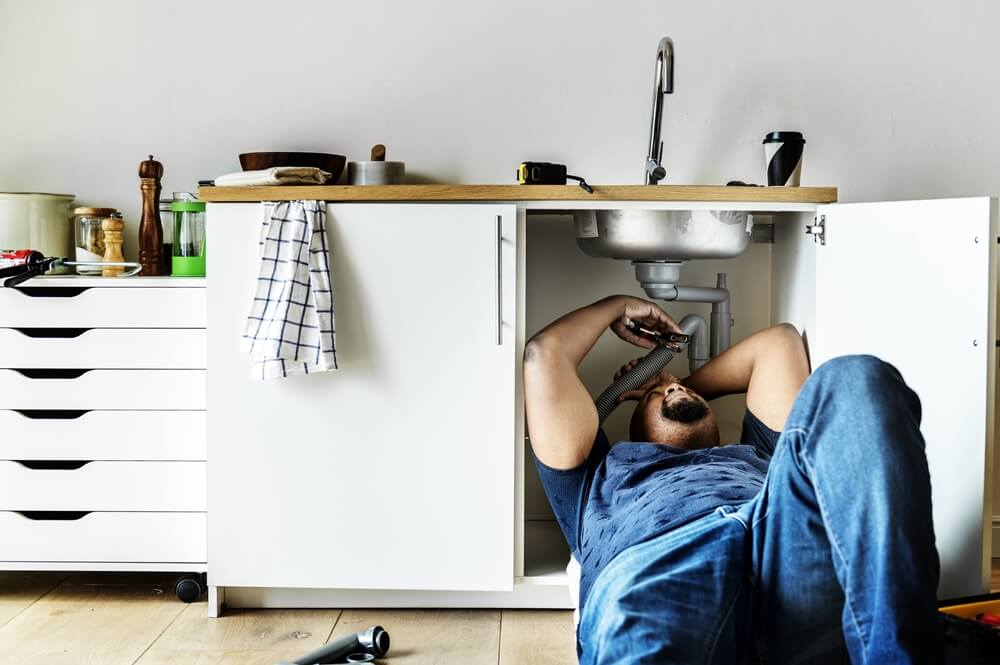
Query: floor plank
0,580,185,665
0,572,65,629
135,604,341,665
328,609,501,665
499,610,576,665
0,562,992,665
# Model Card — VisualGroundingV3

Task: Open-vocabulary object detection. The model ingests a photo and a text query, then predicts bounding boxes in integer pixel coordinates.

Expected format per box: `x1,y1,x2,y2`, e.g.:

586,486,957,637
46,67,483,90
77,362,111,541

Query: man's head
629,376,719,449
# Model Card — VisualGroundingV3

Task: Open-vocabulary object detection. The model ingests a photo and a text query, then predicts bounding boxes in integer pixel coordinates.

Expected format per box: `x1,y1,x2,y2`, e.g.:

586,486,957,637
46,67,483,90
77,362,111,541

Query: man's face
629,378,720,449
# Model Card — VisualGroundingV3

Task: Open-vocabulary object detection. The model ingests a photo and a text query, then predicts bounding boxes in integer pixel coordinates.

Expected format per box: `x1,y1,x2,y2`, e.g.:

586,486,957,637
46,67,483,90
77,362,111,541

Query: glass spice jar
159,198,173,275
73,207,117,275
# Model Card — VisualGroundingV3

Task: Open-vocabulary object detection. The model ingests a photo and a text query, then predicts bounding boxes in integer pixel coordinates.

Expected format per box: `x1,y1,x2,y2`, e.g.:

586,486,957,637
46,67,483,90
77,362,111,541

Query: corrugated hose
594,343,675,423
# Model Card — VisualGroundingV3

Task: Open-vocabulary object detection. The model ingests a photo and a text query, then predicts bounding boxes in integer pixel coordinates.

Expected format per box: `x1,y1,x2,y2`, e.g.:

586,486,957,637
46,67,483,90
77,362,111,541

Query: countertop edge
197,184,838,204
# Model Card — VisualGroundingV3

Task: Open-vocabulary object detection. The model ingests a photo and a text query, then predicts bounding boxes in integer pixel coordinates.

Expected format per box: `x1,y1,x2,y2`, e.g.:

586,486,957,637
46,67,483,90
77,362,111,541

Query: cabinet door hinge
805,215,826,245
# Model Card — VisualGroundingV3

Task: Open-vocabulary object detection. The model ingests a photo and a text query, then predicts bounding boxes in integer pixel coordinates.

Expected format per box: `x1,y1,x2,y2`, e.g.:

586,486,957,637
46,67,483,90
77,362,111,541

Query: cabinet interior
520,211,791,580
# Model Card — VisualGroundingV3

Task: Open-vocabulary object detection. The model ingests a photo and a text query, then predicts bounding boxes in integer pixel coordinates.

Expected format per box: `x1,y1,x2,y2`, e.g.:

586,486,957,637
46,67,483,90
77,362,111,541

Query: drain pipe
672,275,730,356
678,314,709,372
633,263,732,358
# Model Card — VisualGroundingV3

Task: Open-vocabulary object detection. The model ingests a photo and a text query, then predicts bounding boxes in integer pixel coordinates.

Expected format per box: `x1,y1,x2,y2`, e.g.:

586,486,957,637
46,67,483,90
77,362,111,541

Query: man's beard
661,396,708,423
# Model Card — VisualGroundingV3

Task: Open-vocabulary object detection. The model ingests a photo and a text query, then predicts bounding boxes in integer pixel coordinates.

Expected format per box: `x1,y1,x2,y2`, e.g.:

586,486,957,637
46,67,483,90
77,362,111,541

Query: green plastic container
171,200,206,277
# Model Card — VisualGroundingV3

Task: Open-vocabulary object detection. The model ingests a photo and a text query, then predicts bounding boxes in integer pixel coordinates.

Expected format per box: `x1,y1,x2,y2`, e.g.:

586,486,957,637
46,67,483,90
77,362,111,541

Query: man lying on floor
523,295,942,664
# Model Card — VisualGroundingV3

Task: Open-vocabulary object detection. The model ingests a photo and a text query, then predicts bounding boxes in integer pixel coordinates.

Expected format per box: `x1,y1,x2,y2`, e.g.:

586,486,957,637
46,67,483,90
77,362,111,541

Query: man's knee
809,355,911,401
799,354,923,444
796,354,921,429
814,354,896,384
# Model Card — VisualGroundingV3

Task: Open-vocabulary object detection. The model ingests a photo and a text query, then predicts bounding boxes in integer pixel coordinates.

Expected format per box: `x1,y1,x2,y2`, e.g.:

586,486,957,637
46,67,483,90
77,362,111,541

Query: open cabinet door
812,197,997,599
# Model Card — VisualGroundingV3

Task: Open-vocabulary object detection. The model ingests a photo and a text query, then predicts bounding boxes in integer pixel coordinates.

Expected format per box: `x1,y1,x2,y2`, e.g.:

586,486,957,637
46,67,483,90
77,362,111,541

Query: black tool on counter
517,161,593,193
277,626,390,665
0,249,140,287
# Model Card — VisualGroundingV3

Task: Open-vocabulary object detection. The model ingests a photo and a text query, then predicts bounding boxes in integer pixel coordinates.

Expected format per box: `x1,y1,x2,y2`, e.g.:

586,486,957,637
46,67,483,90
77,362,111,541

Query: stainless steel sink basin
574,209,751,261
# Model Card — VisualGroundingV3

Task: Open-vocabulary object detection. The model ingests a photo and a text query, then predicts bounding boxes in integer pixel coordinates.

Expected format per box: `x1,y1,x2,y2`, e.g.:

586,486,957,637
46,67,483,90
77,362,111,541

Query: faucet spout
645,37,674,185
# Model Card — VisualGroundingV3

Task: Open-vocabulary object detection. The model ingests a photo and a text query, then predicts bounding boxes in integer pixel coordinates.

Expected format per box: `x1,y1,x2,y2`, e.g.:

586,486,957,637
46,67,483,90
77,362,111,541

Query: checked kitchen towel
241,200,338,379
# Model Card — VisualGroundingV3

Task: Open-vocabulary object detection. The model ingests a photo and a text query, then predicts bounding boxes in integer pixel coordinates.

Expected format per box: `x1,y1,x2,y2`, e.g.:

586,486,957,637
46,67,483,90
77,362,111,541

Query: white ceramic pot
0,193,75,263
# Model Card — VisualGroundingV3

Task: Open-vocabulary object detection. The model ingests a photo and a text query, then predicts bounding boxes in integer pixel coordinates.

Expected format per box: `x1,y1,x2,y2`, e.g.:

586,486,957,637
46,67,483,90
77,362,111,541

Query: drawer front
0,461,205,511
0,287,206,328
0,410,206,460
0,369,205,409
0,329,206,369
0,511,205,563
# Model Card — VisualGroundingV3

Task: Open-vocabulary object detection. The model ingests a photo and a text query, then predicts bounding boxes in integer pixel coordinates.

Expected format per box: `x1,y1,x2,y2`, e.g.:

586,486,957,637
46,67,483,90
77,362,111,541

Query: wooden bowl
239,152,347,183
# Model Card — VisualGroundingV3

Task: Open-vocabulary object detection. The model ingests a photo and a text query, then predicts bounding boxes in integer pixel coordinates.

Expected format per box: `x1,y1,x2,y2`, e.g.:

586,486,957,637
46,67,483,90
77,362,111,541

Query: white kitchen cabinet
207,203,517,600
206,196,997,612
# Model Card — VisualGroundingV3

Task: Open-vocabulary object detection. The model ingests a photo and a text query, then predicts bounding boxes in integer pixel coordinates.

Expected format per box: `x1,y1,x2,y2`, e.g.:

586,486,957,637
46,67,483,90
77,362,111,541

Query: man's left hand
609,296,682,349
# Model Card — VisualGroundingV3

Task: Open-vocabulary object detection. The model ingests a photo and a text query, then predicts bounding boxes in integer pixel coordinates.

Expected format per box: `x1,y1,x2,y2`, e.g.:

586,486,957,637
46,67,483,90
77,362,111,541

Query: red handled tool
0,249,140,287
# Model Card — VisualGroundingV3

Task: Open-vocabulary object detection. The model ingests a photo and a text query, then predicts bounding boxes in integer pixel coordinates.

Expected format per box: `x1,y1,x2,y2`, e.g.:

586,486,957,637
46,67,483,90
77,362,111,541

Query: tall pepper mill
138,154,164,276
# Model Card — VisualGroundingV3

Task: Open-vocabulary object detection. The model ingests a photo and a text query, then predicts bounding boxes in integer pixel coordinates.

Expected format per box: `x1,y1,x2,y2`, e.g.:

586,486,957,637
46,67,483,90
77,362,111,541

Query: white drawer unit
0,277,208,599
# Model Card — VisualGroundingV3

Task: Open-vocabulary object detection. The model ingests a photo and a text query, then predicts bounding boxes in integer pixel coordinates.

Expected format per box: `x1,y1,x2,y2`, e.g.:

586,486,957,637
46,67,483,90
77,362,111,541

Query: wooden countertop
197,184,837,204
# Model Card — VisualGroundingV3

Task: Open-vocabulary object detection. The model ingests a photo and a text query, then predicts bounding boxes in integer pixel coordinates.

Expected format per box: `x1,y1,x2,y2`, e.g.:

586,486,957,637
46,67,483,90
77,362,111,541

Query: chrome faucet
645,37,674,184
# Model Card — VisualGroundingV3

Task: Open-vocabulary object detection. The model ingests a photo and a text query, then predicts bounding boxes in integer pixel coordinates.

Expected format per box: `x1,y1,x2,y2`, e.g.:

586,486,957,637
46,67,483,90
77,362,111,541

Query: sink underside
574,209,751,261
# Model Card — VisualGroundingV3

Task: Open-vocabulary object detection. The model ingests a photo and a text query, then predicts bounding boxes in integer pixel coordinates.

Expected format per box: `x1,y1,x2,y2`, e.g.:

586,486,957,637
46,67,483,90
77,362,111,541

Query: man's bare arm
524,296,680,469
681,323,810,431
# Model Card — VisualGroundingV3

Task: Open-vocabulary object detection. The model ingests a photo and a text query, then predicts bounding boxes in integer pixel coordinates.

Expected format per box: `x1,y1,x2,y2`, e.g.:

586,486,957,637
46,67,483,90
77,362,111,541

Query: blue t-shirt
534,410,779,610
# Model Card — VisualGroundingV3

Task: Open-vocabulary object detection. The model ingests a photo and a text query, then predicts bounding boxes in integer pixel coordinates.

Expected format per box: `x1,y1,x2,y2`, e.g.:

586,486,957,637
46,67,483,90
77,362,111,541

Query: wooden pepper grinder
101,213,126,277
138,154,164,275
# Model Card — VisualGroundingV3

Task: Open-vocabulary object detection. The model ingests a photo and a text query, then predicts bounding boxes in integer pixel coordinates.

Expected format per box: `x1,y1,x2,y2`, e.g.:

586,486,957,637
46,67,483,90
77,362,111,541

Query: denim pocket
716,504,750,530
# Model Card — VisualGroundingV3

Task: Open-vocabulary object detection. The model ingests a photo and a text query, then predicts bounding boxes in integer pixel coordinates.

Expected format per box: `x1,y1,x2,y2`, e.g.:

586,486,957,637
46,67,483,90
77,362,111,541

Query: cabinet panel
0,461,205,511
0,511,205,563
0,369,205,410
0,287,205,328
813,197,997,598
0,328,206,369
0,410,206,460
208,203,516,591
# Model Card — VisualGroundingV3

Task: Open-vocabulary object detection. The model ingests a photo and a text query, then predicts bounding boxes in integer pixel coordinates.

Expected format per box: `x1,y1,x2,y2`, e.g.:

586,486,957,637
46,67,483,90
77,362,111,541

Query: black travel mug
763,131,805,186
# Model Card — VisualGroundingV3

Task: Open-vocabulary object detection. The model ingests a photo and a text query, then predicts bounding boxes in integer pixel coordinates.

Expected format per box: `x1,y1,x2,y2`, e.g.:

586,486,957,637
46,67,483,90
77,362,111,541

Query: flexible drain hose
594,343,675,423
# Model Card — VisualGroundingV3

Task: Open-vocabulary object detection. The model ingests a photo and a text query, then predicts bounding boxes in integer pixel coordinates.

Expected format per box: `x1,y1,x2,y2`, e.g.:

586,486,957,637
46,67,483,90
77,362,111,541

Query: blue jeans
578,355,943,664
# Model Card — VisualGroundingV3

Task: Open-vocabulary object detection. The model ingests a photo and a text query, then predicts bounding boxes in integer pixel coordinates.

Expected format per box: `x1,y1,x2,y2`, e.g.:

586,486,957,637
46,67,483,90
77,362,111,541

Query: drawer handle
14,287,90,298
15,511,90,521
11,369,92,379
12,328,89,339
13,409,89,420
14,461,91,470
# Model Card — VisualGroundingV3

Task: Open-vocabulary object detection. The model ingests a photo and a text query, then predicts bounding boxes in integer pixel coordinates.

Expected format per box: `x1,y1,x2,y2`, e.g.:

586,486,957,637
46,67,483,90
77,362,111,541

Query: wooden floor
1,563,998,665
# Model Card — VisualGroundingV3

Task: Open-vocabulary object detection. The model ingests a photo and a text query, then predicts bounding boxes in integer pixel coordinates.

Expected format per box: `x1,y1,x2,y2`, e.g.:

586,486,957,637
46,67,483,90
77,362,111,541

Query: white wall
3,1,999,216
2,1,999,529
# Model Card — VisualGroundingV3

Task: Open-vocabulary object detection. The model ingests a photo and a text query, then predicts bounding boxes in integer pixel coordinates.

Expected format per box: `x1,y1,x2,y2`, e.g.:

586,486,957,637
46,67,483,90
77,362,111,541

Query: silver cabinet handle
496,215,503,346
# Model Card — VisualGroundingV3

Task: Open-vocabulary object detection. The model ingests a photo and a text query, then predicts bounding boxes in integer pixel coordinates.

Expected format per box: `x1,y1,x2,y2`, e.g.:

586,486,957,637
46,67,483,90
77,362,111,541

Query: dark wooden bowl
239,152,346,183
